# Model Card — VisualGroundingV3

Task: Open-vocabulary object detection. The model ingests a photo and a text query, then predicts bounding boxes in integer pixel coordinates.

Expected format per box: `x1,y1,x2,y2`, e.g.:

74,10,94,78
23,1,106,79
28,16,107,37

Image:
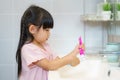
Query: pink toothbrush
79,37,84,56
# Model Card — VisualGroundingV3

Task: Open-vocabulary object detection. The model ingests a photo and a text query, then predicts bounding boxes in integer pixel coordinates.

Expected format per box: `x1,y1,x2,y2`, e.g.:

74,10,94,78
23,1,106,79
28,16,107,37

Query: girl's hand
80,43,85,51
72,44,85,55
72,44,80,55
70,56,80,66
68,44,85,66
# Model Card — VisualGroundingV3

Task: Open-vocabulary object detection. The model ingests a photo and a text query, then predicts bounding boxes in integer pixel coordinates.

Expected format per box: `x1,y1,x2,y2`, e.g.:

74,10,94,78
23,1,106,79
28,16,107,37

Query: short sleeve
21,45,46,67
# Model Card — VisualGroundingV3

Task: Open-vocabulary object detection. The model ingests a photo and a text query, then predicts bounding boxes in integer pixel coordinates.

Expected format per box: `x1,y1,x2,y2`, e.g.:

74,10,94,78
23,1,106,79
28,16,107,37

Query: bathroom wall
0,0,105,80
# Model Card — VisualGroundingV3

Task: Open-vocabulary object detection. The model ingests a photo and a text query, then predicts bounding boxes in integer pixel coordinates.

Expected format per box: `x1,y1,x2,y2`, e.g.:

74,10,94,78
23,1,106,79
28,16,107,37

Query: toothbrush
79,37,85,56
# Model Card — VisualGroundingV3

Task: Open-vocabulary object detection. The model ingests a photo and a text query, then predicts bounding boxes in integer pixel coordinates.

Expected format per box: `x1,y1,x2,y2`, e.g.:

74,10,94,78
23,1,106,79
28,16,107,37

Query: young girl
16,5,83,80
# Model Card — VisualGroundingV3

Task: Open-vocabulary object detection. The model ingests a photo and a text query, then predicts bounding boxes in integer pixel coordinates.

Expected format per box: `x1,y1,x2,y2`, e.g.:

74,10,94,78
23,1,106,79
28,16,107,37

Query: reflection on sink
49,55,111,80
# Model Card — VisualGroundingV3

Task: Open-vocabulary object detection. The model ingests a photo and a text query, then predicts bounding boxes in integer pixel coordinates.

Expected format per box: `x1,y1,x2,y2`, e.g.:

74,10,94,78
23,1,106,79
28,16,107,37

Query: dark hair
16,5,54,77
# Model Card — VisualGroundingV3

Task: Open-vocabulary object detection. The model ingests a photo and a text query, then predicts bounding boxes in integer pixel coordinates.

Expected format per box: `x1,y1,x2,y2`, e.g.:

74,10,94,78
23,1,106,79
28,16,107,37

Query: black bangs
40,14,54,29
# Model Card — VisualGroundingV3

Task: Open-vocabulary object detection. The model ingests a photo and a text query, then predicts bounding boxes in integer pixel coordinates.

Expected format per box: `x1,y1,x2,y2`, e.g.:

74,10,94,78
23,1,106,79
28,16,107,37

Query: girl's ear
29,25,37,34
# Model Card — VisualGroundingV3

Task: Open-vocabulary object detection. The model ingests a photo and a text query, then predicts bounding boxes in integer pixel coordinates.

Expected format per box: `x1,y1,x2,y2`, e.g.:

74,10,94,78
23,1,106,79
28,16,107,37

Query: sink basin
49,55,111,80
58,60,108,80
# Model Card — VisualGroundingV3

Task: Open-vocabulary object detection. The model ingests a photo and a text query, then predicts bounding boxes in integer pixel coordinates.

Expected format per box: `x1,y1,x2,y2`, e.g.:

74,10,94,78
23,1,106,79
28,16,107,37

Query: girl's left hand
70,56,80,66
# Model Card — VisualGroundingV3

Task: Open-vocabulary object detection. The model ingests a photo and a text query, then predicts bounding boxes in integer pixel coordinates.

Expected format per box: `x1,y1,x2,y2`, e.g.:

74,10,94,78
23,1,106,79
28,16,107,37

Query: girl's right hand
80,43,85,51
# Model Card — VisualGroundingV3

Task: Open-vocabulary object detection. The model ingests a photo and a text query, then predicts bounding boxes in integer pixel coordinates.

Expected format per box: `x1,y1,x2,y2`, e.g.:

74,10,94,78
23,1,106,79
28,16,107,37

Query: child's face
33,26,51,44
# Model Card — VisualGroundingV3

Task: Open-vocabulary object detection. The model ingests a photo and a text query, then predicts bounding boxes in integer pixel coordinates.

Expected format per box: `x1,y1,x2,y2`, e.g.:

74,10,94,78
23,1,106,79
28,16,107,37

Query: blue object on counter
107,54,119,62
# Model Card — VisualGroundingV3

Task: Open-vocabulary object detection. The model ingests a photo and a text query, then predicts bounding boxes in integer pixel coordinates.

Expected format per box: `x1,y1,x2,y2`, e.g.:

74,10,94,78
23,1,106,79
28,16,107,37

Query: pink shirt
19,43,57,80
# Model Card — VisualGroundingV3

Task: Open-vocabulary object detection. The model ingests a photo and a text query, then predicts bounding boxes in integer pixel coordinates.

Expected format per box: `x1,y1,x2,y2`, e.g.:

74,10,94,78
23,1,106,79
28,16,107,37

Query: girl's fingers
79,44,85,50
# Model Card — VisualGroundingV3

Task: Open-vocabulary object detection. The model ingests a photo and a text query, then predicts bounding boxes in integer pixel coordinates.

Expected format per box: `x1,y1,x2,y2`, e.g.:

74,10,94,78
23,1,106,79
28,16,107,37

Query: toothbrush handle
79,48,84,55
79,37,84,55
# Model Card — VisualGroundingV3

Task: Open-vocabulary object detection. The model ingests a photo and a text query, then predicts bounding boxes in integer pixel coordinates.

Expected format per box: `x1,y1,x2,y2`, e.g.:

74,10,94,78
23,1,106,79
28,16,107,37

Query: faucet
119,61,120,67
108,70,111,77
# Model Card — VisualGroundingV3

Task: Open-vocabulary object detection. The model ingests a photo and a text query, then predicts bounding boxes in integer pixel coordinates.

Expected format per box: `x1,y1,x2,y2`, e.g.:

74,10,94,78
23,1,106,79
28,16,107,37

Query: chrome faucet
108,70,111,77
118,61,120,67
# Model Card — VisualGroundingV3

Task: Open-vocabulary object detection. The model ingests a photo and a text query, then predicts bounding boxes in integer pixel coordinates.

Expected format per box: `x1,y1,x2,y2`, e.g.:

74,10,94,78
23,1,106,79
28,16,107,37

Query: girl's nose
48,31,50,36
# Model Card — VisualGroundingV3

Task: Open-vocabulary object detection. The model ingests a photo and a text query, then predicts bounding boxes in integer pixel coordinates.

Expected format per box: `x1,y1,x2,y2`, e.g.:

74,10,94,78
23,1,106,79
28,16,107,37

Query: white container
117,11,120,20
101,11,111,20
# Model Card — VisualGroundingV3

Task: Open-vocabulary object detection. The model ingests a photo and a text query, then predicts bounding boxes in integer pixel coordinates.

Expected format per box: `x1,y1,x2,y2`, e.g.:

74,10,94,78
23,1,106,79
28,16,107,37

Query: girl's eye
45,29,50,31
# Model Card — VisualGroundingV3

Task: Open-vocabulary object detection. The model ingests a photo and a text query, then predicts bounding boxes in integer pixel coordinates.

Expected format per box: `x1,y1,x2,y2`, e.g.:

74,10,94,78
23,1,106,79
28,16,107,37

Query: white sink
48,55,120,80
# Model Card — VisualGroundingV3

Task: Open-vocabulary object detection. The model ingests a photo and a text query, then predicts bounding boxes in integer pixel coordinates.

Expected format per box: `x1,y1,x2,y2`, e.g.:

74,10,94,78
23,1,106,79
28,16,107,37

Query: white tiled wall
0,0,108,80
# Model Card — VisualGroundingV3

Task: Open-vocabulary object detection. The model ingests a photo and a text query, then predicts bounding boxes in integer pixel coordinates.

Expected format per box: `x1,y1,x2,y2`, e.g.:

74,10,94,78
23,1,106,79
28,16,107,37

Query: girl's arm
34,51,79,71
34,45,80,71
